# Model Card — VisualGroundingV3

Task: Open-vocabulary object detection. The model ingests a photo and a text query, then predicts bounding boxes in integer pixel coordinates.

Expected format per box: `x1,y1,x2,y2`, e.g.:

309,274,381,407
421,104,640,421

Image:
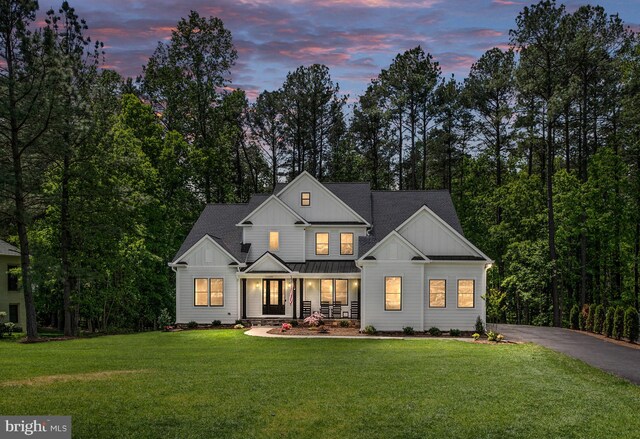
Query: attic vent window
301,192,311,206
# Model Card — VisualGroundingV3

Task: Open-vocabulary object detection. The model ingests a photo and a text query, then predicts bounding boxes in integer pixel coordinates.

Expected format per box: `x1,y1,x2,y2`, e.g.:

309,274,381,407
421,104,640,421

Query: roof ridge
371,189,450,193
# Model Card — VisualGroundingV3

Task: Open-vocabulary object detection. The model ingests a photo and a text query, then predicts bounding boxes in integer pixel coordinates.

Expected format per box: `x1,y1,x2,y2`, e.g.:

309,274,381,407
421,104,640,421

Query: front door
262,279,285,315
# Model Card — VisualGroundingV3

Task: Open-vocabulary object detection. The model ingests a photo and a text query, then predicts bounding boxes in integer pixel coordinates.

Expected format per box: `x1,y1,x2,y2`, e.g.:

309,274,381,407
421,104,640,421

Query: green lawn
1,330,639,438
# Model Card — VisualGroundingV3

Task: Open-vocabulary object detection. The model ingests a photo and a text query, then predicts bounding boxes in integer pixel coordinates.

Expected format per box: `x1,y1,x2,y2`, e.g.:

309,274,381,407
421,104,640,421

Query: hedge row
569,304,638,343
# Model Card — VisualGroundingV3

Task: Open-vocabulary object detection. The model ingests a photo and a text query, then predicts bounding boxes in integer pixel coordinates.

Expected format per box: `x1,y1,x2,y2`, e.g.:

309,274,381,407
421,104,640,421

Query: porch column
299,278,304,317
242,278,247,319
292,278,297,319
357,279,361,319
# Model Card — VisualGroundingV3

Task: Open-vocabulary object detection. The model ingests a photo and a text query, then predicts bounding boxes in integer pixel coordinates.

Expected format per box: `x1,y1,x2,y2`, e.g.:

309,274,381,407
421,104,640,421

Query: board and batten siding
424,263,486,331
361,262,424,331
304,226,366,260
278,174,363,223
398,209,481,257
175,238,239,324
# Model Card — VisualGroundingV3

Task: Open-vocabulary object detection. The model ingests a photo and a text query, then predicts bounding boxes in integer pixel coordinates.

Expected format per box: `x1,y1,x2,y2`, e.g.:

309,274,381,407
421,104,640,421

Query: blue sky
63,0,640,101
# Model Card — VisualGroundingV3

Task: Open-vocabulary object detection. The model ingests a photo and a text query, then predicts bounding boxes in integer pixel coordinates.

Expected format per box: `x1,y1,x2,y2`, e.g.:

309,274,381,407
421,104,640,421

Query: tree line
1,0,639,339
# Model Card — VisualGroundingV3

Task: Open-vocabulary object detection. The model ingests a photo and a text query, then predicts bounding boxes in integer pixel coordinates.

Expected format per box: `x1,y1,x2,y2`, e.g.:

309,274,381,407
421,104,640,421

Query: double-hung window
340,233,353,255
429,279,446,308
316,232,329,255
457,279,474,308
194,278,224,307
384,276,402,311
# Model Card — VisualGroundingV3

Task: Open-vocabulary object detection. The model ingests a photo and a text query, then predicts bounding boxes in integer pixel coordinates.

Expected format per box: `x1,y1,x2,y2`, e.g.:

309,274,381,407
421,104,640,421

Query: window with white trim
269,231,279,251
429,279,446,308
457,279,474,308
316,232,329,255
340,233,353,255
385,276,402,311
194,278,224,307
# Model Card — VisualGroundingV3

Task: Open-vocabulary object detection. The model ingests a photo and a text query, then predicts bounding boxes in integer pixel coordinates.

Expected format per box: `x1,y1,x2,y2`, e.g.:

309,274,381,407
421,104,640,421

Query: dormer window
301,192,311,206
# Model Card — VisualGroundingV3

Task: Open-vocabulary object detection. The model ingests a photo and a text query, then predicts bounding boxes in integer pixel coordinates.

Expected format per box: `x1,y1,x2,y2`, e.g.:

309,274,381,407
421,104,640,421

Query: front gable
397,206,489,260
175,235,237,266
244,252,292,273
277,172,369,224
362,231,426,261
237,195,308,226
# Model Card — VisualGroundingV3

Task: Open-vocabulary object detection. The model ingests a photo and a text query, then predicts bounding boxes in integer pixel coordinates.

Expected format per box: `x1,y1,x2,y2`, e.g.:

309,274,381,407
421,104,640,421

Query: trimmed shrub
157,308,174,329
593,305,605,334
339,320,350,327
449,328,461,337
487,330,497,341
623,307,639,343
235,319,243,325
475,316,485,334
613,306,625,340
569,304,579,330
604,307,615,338
289,320,299,327
187,321,198,329
578,304,589,330
211,320,222,327
585,305,594,332
472,333,480,341
402,326,415,335
364,325,377,335
428,327,441,336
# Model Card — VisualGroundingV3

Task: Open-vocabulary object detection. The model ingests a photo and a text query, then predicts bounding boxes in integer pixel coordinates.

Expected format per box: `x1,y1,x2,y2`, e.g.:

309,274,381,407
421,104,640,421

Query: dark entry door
263,279,285,315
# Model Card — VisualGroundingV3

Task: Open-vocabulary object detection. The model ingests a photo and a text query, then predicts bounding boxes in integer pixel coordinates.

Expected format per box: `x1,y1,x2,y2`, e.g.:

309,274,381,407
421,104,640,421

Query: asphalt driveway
495,324,640,385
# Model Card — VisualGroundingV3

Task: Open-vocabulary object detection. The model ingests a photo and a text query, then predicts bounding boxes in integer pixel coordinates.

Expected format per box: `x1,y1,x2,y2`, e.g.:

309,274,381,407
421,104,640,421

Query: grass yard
1,330,639,438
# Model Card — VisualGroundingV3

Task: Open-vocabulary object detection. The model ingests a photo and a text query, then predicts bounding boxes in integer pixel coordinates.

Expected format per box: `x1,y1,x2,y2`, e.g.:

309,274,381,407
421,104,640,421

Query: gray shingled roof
0,239,19,257
172,194,268,262
358,190,463,257
175,183,466,264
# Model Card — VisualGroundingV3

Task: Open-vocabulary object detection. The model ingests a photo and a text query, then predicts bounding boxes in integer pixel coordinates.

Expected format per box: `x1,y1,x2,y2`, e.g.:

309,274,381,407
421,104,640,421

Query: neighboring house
171,172,492,331
0,239,25,328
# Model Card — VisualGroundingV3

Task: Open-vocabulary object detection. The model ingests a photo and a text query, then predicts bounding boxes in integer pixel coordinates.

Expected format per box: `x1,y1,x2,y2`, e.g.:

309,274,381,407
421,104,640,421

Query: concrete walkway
245,327,471,341
496,324,640,385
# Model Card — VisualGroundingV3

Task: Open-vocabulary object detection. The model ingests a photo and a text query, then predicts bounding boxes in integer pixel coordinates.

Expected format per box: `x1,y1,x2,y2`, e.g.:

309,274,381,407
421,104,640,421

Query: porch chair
350,301,359,319
332,302,342,319
320,302,330,318
302,301,312,318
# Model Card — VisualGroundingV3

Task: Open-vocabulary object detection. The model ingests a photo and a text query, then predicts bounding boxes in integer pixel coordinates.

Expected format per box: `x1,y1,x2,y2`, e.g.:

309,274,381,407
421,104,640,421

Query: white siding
179,237,235,266
245,197,301,225
361,262,423,331
246,254,289,273
304,227,366,260
398,210,481,257
278,174,363,223
369,233,421,261
245,226,305,263
0,255,26,327
176,266,239,324
424,263,486,331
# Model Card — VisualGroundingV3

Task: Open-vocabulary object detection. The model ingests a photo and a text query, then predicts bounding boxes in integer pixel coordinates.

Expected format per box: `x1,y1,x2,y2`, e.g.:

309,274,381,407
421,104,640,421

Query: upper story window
7,265,18,291
269,231,279,252
340,233,353,255
457,279,474,308
315,232,329,255
301,192,311,206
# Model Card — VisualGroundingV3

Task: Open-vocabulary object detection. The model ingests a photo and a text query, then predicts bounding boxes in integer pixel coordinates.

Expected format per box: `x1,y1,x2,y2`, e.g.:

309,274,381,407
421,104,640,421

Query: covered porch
239,261,361,321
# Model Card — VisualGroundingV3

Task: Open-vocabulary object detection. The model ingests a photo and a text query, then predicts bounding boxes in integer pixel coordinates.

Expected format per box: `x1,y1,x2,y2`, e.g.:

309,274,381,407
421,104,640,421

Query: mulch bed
267,326,488,339
569,329,640,350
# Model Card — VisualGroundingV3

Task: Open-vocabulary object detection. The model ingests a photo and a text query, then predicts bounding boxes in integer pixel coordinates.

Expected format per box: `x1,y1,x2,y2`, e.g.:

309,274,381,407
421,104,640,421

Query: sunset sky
69,0,639,101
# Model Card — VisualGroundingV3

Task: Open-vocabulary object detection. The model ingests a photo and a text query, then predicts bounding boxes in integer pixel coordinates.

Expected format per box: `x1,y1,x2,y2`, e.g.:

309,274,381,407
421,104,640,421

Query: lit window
457,279,474,308
210,278,224,307
429,280,446,308
340,233,353,255
316,232,329,255
301,192,311,206
335,279,348,304
321,279,333,302
269,231,279,251
385,276,402,311
194,278,208,306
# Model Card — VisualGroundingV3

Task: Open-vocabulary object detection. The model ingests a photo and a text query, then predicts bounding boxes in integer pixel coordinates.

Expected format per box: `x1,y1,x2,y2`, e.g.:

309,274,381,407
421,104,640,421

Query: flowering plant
472,333,480,341
281,323,292,331
234,324,244,329
303,311,325,327
496,334,504,342
163,325,174,332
